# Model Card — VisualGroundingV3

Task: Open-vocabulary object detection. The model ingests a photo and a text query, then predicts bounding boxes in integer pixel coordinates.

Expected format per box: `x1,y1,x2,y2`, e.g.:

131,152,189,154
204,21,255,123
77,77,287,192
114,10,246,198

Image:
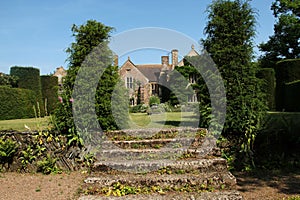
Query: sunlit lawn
128,112,199,129
0,117,50,131
0,112,198,132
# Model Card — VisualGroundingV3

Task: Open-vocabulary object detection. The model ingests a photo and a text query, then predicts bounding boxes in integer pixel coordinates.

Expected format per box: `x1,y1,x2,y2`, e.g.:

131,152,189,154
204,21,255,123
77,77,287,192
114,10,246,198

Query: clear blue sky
0,0,275,75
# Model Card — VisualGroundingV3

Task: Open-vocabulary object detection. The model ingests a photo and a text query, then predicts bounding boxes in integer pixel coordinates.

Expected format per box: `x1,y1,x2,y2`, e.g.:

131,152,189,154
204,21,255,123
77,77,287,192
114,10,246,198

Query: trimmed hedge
255,112,300,168
10,66,44,115
0,86,36,120
257,68,276,111
41,76,58,114
284,80,300,112
10,67,42,98
275,59,300,111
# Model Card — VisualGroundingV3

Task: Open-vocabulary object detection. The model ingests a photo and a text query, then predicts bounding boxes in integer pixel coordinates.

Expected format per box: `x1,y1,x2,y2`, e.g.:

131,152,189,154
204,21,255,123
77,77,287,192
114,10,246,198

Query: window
189,73,198,84
126,77,133,89
152,83,158,95
188,92,198,103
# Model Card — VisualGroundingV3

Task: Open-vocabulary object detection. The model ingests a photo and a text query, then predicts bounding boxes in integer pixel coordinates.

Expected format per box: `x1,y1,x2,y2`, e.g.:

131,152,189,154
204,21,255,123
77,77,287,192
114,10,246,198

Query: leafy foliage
0,138,18,165
37,154,60,174
202,0,267,169
259,0,300,68
52,20,129,147
149,96,160,106
0,73,18,87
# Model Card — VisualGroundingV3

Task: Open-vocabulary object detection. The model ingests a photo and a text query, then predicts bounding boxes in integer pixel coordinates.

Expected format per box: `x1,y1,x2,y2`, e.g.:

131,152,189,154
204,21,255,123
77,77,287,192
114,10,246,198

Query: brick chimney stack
161,56,169,66
113,54,118,66
171,49,178,68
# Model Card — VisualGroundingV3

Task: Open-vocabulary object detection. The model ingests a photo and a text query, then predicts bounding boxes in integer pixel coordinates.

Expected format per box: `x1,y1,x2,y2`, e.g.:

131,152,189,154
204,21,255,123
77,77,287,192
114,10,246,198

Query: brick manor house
53,45,199,105
118,45,199,105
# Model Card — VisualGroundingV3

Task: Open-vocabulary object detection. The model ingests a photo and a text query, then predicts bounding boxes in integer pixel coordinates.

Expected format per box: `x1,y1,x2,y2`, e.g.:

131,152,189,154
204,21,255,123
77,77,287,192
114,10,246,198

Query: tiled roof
135,64,164,82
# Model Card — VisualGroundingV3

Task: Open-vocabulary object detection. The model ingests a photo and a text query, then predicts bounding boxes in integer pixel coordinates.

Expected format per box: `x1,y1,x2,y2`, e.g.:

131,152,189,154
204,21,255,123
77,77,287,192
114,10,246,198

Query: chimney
161,56,169,66
171,49,178,68
113,54,119,66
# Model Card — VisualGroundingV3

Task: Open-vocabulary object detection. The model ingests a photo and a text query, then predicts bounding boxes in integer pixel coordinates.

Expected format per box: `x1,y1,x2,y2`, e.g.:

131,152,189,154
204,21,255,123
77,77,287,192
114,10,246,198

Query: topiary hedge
10,66,44,115
254,112,300,169
284,80,300,112
0,86,36,120
41,75,58,115
257,68,276,111
275,59,300,111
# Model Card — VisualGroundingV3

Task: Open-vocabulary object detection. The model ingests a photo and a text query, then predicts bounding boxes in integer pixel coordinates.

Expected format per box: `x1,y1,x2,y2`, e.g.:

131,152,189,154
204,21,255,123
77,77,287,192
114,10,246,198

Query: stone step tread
97,148,202,153
84,171,237,190
93,158,228,173
94,146,220,161
103,137,195,143
94,158,226,167
79,190,243,200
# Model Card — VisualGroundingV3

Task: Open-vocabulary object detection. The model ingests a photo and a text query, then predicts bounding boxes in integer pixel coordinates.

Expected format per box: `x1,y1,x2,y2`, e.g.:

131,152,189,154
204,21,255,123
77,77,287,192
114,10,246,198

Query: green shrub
0,73,18,87
37,154,60,174
0,86,36,120
257,68,276,111
0,138,18,165
149,96,160,106
41,75,58,115
129,104,148,113
284,80,300,112
275,59,300,111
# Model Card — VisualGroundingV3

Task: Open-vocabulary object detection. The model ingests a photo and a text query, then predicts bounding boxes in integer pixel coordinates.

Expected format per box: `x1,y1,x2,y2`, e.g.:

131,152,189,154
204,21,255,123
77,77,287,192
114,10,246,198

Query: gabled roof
178,45,200,66
135,64,164,82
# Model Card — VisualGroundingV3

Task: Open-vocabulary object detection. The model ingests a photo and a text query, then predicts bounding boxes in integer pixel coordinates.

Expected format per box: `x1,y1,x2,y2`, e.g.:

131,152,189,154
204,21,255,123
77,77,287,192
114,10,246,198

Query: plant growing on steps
0,138,18,168
37,154,61,174
20,145,36,170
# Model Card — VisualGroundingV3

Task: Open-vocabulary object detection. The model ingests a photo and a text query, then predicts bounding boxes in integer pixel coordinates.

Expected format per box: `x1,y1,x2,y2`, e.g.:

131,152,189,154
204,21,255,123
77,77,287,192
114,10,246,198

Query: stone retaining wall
0,131,85,172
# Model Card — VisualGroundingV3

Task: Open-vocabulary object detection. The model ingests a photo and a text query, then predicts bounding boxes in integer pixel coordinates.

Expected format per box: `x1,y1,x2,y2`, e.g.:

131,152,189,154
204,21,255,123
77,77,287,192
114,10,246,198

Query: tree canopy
202,0,267,169
259,0,300,68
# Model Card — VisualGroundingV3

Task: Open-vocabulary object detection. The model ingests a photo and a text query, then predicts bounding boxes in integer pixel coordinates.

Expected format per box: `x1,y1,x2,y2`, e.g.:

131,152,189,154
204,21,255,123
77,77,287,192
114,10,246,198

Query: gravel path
0,170,299,200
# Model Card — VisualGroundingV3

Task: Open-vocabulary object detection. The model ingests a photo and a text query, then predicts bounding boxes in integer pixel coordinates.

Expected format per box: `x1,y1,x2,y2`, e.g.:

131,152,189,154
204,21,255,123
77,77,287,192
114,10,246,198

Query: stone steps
79,128,243,199
84,171,236,190
95,147,219,162
79,191,243,200
101,137,195,149
93,158,228,174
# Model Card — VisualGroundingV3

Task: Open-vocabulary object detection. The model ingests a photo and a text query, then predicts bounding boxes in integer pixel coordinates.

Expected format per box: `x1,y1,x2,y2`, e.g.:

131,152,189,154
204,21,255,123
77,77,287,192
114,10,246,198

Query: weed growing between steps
82,181,226,197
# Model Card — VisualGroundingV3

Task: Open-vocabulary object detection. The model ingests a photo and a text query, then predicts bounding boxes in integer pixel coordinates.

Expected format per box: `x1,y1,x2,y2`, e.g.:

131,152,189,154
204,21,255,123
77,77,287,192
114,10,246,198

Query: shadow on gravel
234,169,300,196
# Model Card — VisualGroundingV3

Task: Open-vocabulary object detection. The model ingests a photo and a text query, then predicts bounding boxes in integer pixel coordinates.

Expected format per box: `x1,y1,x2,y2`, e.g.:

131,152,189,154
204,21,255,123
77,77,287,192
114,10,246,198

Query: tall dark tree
202,0,267,169
53,20,128,146
259,0,300,68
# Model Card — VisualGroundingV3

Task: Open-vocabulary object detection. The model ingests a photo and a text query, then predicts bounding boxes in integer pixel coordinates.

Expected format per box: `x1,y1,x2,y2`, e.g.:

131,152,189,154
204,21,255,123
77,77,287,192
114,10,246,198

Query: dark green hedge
283,80,300,112
41,76,58,114
10,66,42,99
10,66,44,115
0,86,36,120
275,59,300,111
254,112,300,169
257,68,276,111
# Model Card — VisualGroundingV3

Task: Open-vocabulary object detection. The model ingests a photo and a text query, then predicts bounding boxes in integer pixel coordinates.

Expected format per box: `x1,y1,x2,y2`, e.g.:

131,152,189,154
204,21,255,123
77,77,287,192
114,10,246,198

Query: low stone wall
0,131,85,172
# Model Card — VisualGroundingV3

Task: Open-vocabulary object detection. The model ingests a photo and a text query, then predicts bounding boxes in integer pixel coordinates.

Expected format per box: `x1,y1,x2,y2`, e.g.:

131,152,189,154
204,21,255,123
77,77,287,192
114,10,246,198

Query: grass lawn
0,112,199,131
0,117,50,131
128,112,199,129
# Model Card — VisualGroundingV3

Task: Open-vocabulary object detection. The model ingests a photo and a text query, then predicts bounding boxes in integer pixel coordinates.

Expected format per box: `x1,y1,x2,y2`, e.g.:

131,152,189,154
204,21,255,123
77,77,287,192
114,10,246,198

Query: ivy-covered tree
52,20,128,145
259,0,300,68
202,0,267,169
